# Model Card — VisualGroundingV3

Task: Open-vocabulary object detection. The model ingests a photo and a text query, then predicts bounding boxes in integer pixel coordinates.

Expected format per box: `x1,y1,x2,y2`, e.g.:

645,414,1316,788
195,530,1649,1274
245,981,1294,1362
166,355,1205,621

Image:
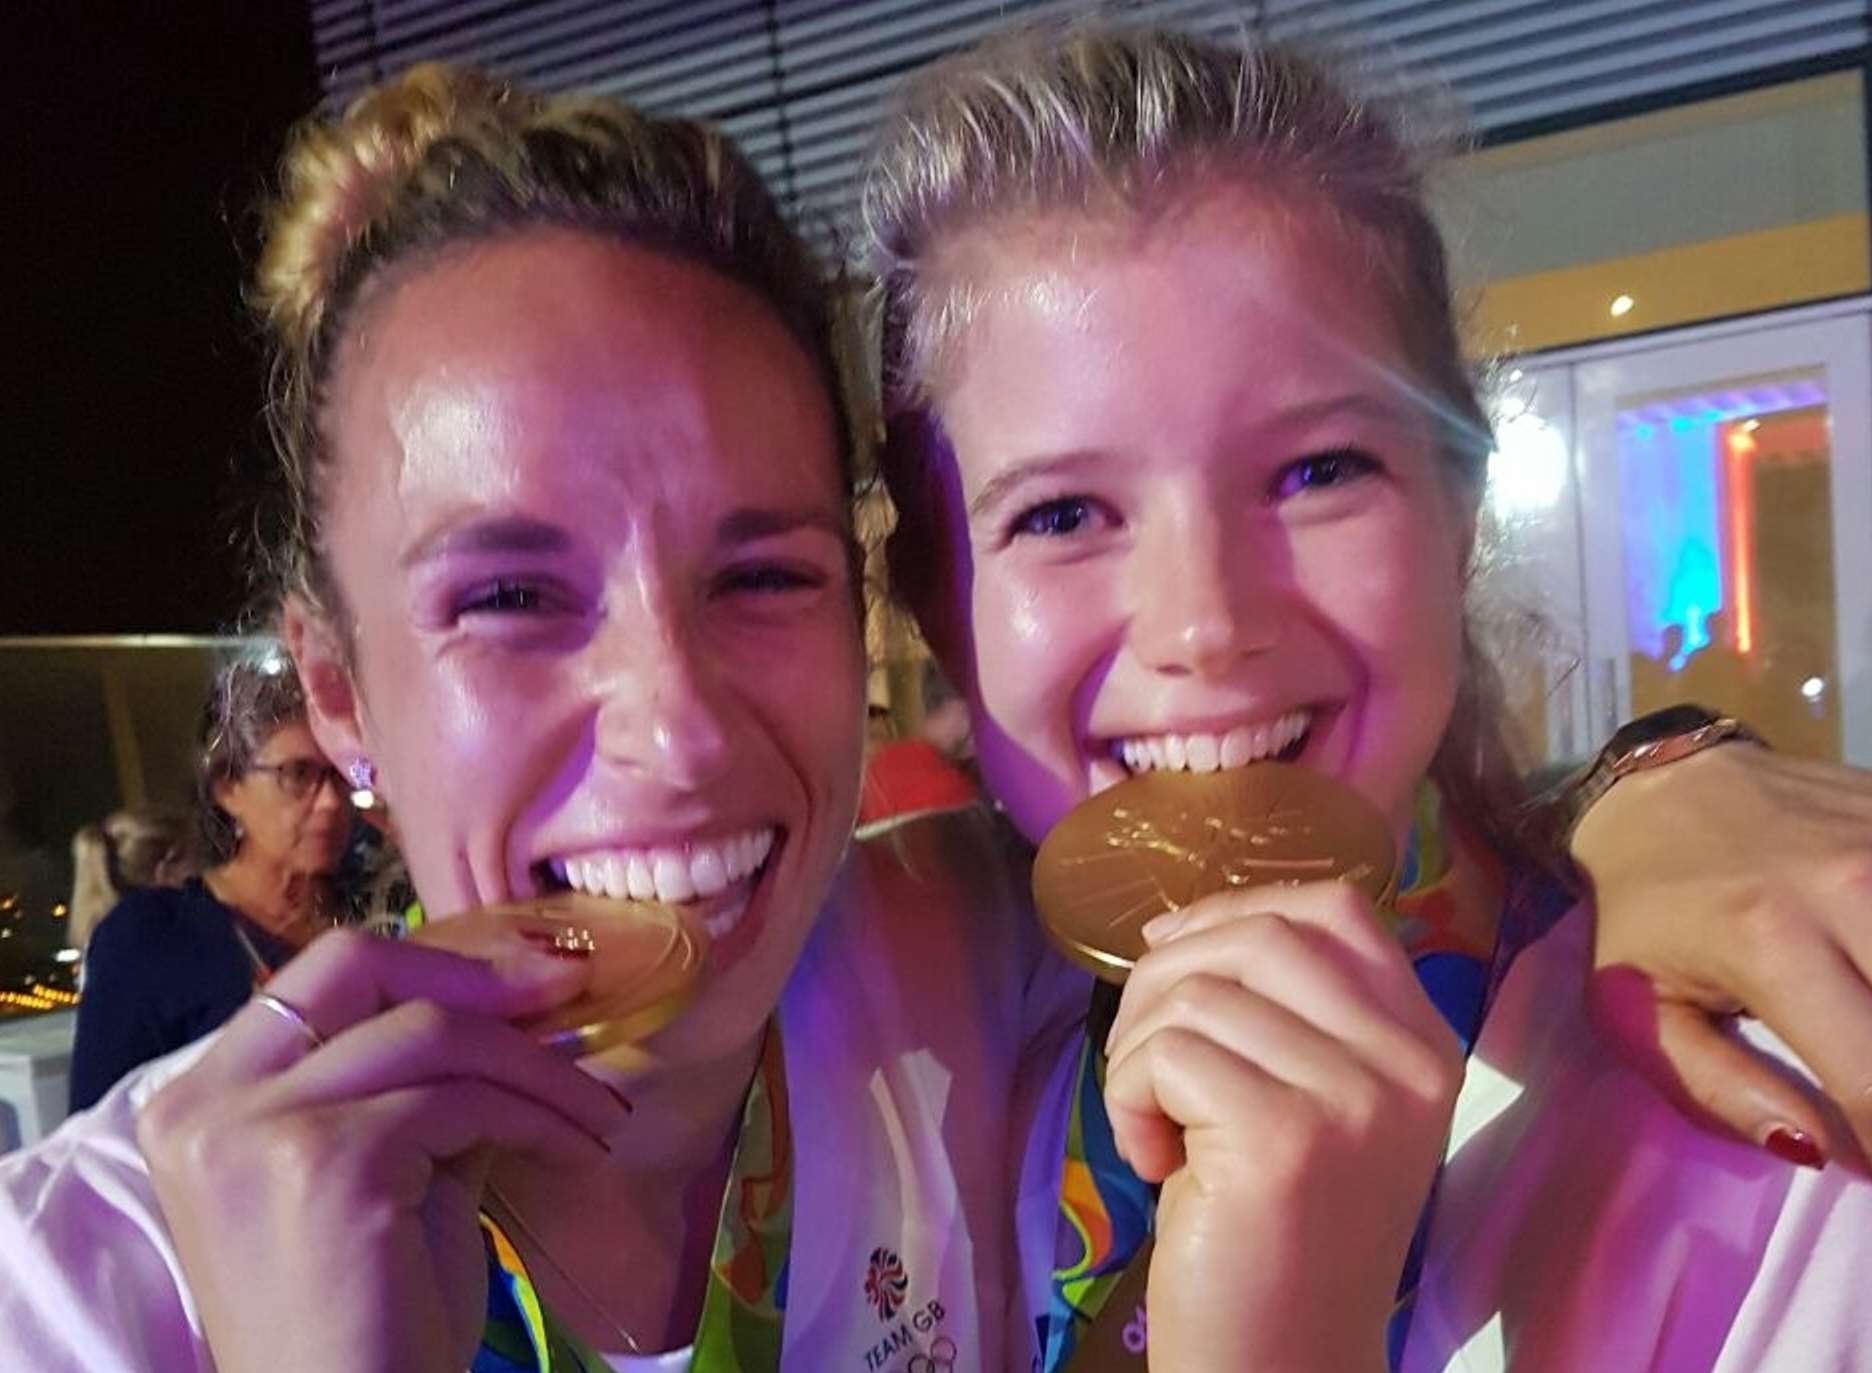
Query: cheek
966,559,1119,841
724,616,867,802
969,563,1102,730
356,637,562,887
1296,514,1466,788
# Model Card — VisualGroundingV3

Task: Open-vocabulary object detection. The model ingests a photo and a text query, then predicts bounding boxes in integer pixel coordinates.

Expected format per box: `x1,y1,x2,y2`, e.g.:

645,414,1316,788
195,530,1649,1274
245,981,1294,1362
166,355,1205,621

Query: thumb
1590,966,1832,1169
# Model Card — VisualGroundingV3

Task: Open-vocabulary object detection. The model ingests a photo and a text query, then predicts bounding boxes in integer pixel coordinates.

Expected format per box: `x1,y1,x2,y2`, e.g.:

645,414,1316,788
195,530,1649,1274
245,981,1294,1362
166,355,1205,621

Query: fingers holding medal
1032,764,1462,1373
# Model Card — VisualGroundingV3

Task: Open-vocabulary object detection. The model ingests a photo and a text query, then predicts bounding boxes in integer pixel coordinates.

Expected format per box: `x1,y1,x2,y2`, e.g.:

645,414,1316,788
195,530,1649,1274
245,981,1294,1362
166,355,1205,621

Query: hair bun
254,63,520,353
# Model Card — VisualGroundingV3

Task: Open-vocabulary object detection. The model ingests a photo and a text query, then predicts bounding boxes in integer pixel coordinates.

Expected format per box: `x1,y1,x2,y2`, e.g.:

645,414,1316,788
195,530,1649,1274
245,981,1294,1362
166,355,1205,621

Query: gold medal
1032,763,1396,983
411,890,707,1056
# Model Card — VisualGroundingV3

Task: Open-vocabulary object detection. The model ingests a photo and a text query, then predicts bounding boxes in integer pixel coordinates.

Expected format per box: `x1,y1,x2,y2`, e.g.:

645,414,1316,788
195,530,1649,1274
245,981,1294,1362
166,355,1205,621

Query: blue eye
1010,497,1102,539
1272,448,1381,500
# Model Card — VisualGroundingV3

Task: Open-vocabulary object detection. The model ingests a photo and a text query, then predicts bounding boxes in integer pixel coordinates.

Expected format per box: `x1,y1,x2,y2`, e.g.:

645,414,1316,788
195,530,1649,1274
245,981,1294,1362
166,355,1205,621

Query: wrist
1561,703,1764,855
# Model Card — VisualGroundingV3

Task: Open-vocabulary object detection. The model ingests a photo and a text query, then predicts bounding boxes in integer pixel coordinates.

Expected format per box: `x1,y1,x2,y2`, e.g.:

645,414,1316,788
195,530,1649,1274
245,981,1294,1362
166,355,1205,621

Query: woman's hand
1577,744,1872,1171
136,928,628,1373
1102,882,1462,1373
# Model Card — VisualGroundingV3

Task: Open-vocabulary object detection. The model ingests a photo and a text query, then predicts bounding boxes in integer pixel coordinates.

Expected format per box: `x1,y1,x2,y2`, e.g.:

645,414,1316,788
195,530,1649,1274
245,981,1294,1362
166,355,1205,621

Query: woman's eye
1271,447,1382,500
459,579,550,615
1009,496,1109,540
718,563,823,596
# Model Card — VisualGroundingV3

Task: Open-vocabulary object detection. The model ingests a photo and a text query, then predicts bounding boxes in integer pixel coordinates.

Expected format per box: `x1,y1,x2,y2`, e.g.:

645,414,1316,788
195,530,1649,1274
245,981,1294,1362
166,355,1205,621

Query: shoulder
0,1046,211,1370
85,885,193,955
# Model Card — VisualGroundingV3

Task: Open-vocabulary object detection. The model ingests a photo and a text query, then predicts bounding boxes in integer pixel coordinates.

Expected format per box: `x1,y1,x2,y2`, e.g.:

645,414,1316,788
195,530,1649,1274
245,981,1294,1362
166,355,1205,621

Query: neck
208,856,328,946
563,1027,764,1180
485,1027,769,1351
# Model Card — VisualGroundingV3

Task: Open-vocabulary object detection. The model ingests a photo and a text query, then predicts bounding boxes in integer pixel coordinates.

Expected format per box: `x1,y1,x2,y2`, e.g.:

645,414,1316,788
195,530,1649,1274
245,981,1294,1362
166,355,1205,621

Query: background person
67,655,351,1110
65,806,195,981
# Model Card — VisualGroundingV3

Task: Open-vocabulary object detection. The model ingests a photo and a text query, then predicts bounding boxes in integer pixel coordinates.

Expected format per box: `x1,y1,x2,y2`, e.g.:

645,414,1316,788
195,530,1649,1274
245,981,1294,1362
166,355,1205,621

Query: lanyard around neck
476,1025,793,1373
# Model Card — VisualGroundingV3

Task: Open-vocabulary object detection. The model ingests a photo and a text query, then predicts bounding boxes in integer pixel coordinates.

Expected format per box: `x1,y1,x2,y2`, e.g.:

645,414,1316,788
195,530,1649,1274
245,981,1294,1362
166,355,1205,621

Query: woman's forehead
923,187,1402,399
321,232,844,537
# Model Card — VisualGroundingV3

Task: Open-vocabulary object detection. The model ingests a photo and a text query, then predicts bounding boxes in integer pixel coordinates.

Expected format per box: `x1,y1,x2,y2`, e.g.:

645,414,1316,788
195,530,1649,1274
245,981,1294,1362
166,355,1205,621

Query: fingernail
1763,1125,1825,1171
1140,909,1186,946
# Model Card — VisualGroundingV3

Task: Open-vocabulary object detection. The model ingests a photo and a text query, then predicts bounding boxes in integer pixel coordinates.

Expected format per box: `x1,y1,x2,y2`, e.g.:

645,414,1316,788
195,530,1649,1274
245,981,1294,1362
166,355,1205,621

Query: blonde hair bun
255,63,520,356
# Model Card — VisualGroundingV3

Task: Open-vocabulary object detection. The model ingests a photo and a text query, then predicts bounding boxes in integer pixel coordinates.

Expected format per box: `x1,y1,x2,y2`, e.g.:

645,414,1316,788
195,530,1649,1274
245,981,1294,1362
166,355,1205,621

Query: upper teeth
548,828,775,904
1115,711,1310,774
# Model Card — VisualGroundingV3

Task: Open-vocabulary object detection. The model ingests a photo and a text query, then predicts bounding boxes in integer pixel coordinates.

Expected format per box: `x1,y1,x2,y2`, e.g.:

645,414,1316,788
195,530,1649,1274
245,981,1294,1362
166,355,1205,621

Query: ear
282,596,369,773
209,773,243,814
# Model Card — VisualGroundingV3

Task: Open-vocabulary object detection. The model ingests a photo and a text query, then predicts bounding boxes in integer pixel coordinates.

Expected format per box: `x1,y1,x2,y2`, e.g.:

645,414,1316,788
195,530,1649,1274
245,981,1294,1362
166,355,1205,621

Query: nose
1127,508,1281,678
589,595,736,790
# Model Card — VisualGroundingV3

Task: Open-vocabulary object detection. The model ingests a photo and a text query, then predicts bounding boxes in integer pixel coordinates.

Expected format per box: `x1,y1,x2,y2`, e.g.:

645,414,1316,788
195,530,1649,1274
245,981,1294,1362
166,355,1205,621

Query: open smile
535,827,779,940
1107,708,1315,775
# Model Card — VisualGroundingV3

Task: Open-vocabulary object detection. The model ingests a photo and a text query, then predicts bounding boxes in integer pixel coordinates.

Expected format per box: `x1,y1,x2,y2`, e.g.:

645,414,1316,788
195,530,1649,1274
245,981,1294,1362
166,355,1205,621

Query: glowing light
1487,406,1569,518
1725,430,1756,653
258,654,288,676
50,903,66,918
54,949,79,964
1619,413,1722,663
349,788,377,810
1802,676,1826,702
1742,418,1761,432
1609,294,1636,318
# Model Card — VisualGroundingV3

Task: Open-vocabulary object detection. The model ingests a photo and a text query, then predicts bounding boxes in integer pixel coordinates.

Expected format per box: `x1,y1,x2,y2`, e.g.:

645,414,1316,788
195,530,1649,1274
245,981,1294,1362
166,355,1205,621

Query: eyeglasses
248,758,348,801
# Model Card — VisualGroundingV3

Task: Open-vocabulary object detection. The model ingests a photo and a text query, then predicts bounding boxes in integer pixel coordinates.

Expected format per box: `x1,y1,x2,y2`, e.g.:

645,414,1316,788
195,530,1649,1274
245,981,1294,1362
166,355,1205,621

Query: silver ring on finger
253,991,325,1051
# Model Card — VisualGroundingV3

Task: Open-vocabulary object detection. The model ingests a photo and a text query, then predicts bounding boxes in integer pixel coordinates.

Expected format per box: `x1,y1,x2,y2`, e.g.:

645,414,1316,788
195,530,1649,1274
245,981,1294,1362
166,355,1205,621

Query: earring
347,758,377,792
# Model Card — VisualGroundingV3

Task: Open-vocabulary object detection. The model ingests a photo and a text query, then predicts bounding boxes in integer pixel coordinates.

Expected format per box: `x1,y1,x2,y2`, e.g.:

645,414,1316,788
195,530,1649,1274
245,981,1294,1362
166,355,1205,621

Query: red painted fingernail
1763,1126,1825,1170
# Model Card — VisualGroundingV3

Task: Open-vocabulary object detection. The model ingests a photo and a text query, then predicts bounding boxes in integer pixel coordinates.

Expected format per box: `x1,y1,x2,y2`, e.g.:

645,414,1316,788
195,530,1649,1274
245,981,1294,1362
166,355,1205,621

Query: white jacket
0,808,1089,1373
1402,905,1872,1372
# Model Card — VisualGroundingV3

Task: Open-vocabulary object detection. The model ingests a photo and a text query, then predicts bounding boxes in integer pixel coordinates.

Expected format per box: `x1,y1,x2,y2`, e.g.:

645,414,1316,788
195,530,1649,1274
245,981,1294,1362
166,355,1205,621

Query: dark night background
4,2,319,634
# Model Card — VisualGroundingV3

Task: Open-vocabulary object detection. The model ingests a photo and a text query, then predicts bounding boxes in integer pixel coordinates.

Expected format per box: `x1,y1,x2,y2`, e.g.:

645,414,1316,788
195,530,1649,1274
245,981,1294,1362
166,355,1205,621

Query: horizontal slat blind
312,0,1869,264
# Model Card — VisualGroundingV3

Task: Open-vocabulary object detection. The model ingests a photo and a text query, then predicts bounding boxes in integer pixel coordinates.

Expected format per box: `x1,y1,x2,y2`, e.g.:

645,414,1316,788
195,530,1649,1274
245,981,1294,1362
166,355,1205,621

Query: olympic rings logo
906,1335,958,1372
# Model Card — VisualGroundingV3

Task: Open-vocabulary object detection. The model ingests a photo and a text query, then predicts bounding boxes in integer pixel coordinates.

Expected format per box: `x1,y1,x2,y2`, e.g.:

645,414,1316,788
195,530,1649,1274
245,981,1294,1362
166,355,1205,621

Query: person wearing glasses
67,655,353,1110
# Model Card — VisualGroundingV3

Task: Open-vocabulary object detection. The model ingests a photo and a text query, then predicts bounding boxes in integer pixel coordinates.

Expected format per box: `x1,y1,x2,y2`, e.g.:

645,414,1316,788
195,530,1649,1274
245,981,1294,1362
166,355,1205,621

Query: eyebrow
400,515,572,568
400,506,845,568
715,506,849,545
966,451,1109,524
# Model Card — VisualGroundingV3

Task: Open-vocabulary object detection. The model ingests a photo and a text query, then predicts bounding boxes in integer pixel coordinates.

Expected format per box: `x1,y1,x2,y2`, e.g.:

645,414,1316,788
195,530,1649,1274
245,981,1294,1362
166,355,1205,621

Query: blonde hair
67,808,193,951
862,23,1539,862
253,62,852,625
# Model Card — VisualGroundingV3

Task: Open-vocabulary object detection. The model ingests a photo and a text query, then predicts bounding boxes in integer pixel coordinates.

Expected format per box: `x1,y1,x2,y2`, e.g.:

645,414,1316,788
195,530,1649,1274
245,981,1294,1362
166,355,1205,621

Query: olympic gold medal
1032,763,1396,983
411,890,707,1056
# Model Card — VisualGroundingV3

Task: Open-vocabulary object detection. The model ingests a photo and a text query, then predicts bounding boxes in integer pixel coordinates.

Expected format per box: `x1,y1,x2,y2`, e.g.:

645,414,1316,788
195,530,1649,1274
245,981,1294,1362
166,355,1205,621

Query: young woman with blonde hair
862,20,1872,1369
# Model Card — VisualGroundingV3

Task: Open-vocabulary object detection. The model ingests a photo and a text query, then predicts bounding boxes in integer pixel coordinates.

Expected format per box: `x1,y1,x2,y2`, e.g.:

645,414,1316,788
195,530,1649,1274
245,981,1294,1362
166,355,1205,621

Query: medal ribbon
474,1025,792,1372
1039,784,1561,1372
